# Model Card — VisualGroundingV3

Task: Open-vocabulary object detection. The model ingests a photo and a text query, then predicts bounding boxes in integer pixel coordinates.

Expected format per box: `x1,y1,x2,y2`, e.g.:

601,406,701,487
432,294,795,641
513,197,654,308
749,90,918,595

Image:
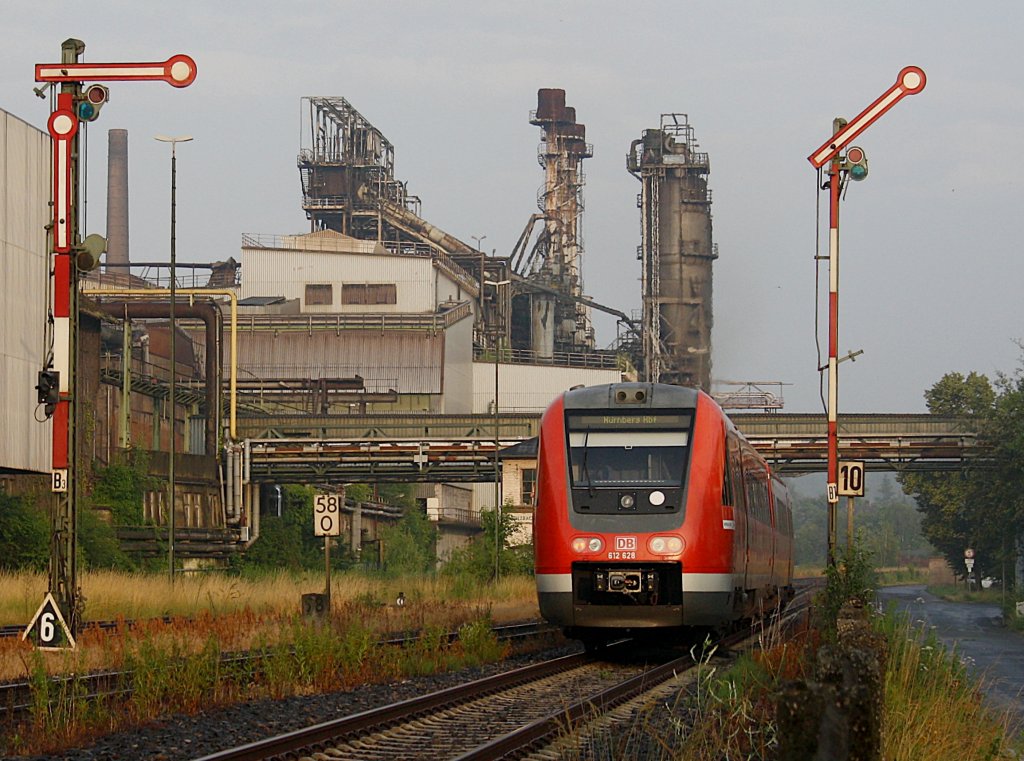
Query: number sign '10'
838,461,865,497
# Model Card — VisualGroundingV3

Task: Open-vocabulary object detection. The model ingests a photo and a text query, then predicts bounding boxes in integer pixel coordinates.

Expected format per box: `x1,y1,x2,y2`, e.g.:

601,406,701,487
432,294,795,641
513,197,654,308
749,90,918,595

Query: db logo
615,536,637,551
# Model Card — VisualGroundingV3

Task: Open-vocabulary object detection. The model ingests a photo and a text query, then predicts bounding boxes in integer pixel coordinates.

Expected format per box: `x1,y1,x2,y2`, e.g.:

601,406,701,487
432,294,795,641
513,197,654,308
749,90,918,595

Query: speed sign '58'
314,493,342,536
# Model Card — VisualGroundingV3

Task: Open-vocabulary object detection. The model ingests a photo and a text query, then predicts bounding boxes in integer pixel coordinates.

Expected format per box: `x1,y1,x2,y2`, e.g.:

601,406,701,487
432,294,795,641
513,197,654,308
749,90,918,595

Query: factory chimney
106,128,129,269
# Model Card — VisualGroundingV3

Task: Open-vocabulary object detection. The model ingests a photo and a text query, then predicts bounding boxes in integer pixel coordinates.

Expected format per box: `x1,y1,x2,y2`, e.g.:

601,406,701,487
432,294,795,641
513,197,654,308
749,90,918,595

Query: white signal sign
314,493,342,537
827,482,839,504
22,593,76,650
838,461,865,497
51,469,68,493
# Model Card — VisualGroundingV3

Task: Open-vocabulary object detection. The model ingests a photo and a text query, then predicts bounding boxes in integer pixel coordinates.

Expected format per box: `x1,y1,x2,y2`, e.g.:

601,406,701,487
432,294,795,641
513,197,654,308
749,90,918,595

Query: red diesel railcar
534,382,793,643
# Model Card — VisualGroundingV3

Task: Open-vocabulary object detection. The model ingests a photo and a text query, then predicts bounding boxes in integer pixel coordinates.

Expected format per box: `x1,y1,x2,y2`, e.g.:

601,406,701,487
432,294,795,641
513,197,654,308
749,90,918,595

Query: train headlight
618,493,636,510
571,537,603,554
647,536,684,555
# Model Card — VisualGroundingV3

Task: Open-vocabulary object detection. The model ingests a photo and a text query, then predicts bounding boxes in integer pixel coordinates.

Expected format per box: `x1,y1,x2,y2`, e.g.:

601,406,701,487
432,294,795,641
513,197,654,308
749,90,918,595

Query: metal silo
628,114,715,391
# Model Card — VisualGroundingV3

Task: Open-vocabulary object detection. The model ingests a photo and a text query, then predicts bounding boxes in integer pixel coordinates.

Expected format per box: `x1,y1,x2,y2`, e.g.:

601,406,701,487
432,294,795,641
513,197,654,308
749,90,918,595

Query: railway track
0,620,556,722
197,594,812,760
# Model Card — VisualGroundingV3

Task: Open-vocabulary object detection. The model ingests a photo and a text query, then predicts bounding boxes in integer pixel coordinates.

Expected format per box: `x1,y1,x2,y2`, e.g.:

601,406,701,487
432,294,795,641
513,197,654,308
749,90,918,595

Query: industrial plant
0,87,718,566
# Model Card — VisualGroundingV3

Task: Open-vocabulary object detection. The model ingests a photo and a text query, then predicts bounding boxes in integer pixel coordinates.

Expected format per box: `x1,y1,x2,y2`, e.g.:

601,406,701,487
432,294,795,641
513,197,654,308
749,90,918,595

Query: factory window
521,467,537,506
305,283,333,305
342,283,397,305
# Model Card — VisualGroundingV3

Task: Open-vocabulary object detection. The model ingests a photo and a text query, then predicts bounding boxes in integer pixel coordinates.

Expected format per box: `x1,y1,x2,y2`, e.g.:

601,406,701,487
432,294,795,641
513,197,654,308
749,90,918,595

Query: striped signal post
808,67,925,566
28,40,196,645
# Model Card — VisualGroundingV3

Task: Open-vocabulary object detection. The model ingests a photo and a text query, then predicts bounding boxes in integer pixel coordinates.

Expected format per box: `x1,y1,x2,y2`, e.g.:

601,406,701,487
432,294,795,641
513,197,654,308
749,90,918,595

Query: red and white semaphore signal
807,66,925,566
24,40,196,649
35,53,197,88
35,48,197,471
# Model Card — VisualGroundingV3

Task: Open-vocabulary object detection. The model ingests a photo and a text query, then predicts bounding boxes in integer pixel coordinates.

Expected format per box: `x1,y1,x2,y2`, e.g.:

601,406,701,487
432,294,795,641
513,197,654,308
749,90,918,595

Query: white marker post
314,490,344,612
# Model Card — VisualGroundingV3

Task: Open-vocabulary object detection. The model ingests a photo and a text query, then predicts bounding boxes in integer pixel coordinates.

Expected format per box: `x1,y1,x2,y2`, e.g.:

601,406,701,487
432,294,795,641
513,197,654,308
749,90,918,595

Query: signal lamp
35,369,60,417
76,84,109,122
75,233,107,272
618,493,636,510
844,145,869,181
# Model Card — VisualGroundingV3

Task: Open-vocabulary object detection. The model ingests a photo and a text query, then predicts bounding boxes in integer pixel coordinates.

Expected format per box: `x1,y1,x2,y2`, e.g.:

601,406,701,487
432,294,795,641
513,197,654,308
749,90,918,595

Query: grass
0,568,538,626
0,570,538,682
880,613,1020,759
0,569,541,757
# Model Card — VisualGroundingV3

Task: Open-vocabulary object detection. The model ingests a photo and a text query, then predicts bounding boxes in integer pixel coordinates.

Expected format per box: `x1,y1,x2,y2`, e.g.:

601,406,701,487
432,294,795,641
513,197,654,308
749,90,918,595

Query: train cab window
565,412,692,488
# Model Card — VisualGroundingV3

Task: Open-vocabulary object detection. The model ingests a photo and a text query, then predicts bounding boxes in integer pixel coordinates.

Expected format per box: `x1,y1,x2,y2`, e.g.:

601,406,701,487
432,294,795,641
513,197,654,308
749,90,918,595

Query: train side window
722,444,734,505
728,438,744,509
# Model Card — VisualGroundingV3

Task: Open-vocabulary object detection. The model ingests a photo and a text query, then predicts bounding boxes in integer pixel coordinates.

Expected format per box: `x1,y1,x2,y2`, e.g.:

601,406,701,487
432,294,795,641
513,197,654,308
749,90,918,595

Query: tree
899,372,1000,577
442,505,532,582
380,503,438,576
239,484,351,572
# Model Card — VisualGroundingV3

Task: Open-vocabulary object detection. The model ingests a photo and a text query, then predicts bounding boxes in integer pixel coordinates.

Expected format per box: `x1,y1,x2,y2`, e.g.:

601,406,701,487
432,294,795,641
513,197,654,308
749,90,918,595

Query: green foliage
78,506,134,571
0,492,49,571
898,369,1023,582
380,504,438,576
456,618,506,666
791,474,930,568
818,541,877,636
90,449,160,526
442,506,533,583
239,485,351,572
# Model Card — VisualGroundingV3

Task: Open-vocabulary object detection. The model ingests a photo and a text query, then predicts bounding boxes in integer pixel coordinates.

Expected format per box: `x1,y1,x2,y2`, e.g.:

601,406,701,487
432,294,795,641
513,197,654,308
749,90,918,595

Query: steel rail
193,651,593,761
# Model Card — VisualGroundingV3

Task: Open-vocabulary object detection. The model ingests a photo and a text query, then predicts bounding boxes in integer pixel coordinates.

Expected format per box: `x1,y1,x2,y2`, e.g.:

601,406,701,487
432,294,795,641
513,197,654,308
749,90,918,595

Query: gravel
5,644,582,761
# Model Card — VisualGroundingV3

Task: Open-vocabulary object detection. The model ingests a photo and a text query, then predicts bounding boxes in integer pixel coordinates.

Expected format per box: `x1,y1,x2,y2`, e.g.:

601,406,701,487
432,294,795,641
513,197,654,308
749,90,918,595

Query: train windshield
565,412,692,488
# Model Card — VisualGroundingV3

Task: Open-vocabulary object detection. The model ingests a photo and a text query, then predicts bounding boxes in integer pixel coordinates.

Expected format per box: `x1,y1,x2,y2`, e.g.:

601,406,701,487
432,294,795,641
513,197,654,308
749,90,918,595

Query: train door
726,433,748,592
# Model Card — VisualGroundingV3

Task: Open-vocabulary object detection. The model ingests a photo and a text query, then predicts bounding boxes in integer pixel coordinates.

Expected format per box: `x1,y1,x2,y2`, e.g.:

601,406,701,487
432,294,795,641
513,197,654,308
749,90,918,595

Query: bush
818,539,877,637
380,505,437,576
0,492,49,571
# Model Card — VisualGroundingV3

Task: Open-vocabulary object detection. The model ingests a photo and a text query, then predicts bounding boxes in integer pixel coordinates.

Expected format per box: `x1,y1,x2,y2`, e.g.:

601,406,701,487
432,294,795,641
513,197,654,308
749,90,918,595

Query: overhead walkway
240,412,981,482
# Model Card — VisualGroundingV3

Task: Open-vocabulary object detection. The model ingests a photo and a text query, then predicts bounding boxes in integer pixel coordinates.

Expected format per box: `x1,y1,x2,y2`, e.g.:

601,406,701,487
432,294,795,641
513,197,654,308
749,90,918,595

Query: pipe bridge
240,412,981,482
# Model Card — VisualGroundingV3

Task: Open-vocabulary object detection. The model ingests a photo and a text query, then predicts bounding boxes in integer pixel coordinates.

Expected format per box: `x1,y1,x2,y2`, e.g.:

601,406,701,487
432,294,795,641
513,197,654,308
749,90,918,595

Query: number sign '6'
314,493,342,537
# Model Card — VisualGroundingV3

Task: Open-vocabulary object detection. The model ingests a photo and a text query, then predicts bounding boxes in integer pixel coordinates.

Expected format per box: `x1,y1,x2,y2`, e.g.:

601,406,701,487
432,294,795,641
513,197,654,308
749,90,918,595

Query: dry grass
0,569,536,622
0,570,539,682
881,615,1020,759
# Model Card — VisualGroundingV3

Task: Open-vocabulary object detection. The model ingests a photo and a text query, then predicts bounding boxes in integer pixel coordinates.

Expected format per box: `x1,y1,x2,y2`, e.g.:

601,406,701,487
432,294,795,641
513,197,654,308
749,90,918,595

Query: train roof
561,382,702,410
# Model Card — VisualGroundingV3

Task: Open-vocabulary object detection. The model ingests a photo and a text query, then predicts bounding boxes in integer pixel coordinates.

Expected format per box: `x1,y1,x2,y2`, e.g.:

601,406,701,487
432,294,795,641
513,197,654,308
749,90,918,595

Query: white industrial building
236,229,621,555
0,108,52,481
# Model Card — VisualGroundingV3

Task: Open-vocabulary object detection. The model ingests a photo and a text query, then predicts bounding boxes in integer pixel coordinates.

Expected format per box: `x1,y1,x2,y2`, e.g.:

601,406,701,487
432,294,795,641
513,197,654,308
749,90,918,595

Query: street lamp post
484,279,510,579
155,134,192,582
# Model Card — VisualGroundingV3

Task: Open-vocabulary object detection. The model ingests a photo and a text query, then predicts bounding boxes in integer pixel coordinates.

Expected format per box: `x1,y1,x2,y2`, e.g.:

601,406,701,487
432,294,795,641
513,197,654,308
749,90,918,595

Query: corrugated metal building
233,230,478,413
0,108,52,477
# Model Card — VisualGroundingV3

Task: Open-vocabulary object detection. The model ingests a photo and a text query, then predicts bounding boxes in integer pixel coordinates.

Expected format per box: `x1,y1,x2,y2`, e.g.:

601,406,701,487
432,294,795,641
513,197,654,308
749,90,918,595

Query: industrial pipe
83,288,238,440
98,300,219,455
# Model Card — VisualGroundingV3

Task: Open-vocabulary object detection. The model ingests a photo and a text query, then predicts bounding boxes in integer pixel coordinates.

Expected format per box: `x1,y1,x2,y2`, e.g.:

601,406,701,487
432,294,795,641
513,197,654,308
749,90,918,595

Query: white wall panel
471,362,621,413
1,110,52,473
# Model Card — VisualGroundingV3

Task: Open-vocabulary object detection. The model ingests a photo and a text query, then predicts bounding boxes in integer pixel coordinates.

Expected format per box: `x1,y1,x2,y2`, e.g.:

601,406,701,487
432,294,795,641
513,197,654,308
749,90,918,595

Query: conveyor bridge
240,412,981,482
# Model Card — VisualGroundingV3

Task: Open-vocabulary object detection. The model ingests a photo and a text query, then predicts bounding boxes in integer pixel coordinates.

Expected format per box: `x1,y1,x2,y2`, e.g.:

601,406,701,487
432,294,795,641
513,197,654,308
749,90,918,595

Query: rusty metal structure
628,114,715,391
509,89,595,358
297,97,514,350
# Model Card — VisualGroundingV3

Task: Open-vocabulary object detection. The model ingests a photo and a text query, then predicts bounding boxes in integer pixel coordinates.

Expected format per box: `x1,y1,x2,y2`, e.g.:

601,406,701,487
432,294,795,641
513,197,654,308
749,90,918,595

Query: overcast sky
3,2,1021,414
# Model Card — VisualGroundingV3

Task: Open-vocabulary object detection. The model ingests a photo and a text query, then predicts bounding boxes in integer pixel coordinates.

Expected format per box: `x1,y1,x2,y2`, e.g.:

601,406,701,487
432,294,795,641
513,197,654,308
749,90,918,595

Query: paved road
877,584,1024,724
